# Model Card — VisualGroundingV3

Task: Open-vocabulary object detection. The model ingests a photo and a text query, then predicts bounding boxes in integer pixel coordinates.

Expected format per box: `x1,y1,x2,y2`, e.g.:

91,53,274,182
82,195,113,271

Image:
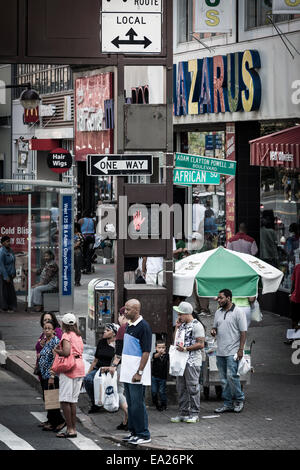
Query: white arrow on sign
94,156,149,175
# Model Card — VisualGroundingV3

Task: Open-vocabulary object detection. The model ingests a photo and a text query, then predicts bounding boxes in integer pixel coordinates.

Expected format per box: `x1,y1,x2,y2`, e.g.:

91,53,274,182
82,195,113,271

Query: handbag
44,387,60,410
52,351,75,375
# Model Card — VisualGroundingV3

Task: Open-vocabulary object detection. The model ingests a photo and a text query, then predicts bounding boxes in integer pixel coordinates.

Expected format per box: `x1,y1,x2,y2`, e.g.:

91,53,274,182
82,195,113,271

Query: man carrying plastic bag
170,302,205,424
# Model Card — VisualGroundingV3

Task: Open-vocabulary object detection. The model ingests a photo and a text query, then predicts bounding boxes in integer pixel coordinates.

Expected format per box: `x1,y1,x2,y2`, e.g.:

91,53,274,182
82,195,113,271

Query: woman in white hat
51,313,85,438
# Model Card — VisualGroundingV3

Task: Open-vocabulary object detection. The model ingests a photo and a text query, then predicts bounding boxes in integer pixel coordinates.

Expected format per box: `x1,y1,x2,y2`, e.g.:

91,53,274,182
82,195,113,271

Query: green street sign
175,152,236,176
173,168,220,186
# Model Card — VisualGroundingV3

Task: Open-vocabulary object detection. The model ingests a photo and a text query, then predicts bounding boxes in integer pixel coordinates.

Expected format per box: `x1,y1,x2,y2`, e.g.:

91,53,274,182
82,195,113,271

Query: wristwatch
137,370,143,376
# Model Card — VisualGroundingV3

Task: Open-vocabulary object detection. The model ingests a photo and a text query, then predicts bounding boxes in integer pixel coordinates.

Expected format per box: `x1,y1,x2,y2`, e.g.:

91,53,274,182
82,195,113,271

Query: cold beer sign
47,148,73,174
101,0,162,53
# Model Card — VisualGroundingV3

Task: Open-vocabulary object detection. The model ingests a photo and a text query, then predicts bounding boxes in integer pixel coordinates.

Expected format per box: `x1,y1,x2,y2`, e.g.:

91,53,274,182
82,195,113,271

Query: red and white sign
75,72,114,162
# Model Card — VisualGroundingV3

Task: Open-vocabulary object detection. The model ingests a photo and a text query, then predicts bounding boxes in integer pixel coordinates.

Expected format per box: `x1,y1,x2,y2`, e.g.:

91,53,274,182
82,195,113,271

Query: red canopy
249,125,300,169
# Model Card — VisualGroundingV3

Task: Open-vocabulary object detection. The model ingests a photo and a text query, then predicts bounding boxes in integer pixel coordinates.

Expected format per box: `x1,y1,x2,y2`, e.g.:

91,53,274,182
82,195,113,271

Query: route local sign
174,169,220,186
87,154,153,176
175,153,237,176
101,0,162,54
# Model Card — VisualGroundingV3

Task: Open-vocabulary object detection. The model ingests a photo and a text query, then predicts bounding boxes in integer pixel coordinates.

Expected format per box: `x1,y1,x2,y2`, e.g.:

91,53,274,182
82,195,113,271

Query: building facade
173,0,300,310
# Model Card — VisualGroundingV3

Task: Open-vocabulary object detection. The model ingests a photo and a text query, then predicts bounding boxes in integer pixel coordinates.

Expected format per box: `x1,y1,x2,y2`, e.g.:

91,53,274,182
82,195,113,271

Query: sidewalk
1,265,300,450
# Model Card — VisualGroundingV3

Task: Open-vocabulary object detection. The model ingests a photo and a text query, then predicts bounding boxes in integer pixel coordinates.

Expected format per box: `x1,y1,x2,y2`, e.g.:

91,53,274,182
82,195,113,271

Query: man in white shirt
170,302,205,424
211,289,247,414
142,256,163,285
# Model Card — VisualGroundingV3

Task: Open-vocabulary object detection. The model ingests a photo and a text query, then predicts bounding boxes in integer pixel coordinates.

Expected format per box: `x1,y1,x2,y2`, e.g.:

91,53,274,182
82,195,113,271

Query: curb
6,353,41,393
0,340,7,365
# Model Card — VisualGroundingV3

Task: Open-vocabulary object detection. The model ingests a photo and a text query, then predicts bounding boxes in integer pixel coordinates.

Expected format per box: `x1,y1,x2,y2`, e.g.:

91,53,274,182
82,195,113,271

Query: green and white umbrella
164,246,283,298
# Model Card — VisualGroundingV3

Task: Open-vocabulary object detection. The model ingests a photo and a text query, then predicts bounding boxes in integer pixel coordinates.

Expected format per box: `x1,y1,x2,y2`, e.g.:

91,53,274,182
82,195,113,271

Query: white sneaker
122,433,136,442
130,436,151,445
185,416,199,423
170,416,186,423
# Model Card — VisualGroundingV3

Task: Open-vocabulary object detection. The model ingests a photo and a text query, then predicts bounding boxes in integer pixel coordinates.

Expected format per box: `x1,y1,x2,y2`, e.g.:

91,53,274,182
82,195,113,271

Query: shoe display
185,416,199,423
234,402,244,413
130,436,151,445
116,422,128,431
214,405,234,413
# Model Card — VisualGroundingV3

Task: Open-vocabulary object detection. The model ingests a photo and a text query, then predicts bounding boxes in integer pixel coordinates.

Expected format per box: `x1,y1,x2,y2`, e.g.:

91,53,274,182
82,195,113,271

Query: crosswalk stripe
0,424,34,450
31,411,102,450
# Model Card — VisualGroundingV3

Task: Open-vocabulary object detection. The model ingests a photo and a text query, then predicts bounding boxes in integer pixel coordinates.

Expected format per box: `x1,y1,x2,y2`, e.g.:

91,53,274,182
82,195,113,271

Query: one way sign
87,154,153,176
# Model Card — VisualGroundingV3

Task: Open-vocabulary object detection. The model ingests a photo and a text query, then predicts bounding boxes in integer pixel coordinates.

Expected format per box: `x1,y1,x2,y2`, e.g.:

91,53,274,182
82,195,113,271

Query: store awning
249,125,300,169
29,139,60,151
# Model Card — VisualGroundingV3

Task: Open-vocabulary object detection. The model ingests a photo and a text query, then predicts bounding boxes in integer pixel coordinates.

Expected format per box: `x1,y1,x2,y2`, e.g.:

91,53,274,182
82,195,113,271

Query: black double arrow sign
111,28,152,49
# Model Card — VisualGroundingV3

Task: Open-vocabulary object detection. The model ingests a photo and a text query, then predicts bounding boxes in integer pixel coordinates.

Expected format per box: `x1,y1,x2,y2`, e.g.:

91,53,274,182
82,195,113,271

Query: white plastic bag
93,369,103,406
169,345,189,377
102,372,119,412
235,355,251,376
251,300,263,322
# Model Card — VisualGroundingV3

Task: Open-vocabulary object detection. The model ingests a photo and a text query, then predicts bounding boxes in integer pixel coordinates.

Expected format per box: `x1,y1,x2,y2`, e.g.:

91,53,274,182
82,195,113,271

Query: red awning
249,125,300,169
29,139,60,151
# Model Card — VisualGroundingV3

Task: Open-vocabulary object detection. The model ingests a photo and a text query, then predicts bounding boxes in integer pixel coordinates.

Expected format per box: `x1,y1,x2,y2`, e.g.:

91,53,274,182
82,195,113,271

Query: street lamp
4,82,41,109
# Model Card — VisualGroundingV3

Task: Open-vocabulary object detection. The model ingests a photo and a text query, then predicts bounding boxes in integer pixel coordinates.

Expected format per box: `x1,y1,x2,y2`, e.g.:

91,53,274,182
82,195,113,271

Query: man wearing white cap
171,302,205,424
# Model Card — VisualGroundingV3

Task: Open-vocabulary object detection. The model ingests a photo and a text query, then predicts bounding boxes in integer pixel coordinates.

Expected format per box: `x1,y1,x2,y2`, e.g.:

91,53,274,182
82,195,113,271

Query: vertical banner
225,123,236,243
60,191,74,312
273,0,300,14
194,0,232,33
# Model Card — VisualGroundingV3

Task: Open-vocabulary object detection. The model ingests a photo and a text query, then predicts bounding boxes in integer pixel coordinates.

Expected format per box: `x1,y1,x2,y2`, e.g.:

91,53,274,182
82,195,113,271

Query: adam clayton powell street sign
87,154,153,176
101,0,162,53
175,152,237,176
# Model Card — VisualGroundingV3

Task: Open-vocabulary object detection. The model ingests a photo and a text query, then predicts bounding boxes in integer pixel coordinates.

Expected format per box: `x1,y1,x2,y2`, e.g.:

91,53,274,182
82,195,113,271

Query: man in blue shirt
120,298,152,445
0,236,17,312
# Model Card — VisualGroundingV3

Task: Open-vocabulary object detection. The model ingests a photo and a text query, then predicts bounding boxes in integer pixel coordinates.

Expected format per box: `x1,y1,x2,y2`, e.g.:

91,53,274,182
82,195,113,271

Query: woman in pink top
51,313,85,438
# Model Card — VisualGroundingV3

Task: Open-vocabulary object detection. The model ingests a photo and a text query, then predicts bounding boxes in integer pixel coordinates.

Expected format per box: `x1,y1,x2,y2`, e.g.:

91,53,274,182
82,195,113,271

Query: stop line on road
0,412,102,451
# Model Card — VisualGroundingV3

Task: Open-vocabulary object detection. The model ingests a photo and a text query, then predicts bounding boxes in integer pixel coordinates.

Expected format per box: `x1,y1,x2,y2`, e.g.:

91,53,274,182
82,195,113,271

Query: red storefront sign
75,72,114,161
24,106,39,124
250,125,300,169
225,123,236,243
0,194,36,293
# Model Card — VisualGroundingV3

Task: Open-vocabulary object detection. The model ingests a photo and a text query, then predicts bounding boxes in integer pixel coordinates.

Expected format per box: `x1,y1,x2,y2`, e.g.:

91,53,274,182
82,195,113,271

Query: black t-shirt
95,338,115,369
152,353,169,380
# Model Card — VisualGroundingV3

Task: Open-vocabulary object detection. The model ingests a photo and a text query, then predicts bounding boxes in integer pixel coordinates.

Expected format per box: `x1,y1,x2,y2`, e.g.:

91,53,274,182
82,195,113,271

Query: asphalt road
0,367,122,452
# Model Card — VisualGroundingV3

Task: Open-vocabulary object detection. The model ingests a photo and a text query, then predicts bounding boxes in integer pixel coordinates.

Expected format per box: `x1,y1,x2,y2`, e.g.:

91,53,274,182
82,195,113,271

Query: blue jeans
124,383,150,439
151,377,167,407
216,356,245,408
83,369,98,405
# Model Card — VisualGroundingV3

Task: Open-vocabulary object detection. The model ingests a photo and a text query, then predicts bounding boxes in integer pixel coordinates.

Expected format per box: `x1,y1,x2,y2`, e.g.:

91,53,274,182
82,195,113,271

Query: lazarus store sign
174,50,261,116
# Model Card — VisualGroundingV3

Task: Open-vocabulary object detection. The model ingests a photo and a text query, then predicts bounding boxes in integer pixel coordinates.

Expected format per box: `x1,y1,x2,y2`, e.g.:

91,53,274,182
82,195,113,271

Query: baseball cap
105,323,120,335
62,313,77,325
173,301,193,315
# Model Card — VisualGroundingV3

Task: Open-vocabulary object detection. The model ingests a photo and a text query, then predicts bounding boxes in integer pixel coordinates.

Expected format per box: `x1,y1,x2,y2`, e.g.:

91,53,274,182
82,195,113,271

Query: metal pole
27,193,32,308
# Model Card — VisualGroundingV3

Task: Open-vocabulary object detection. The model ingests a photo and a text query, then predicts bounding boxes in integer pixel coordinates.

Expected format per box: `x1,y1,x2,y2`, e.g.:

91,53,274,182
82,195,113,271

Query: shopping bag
235,355,251,376
102,372,119,412
250,300,263,322
44,388,60,410
93,369,103,406
169,345,189,377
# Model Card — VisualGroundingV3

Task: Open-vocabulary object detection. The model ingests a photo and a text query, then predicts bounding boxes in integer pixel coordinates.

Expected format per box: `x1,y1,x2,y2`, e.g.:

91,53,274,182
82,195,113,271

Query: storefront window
260,167,300,290
245,0,295,29
180,131,226,249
